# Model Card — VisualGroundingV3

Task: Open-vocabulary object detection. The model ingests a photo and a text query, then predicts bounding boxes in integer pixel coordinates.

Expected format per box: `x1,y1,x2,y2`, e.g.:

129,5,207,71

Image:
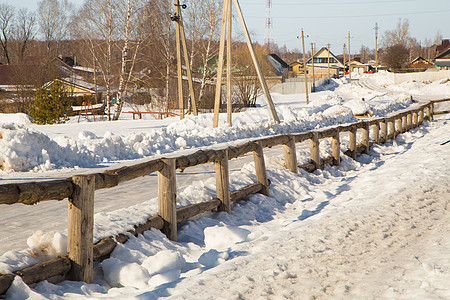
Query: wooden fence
0,99,447,294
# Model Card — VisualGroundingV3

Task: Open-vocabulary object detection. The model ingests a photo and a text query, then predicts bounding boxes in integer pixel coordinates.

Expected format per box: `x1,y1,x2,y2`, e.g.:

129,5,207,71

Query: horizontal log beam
230,183,263,202
0,180,73,205
434,110,450,115
431,98,450,104
177,199,221,223
105,159,163,184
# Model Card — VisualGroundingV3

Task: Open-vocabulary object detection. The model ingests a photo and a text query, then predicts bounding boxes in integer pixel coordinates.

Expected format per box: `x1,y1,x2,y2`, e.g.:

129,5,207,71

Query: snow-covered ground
0,71,449,299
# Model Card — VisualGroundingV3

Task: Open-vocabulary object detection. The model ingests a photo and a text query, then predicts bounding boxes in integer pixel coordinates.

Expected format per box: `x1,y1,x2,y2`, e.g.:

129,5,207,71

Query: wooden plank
177,199,221,223
0,180,73,205
396,116,403,135
348,126,357,159
402,114,407,133
17,256,71,286
230,183,263,202
412,111,418,127
106,159,163,185
332,129,340,166
418,108,424,124
434,110,450,115
253,141,270,196
67,175,95,283
431,98,450,103
309,132,321,169
158,158,177,241
283,136,298,173
215,149,231,213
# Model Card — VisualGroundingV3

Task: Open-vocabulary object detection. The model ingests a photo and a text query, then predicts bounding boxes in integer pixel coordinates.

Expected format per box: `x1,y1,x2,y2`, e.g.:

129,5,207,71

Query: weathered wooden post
253,141,270,196
418,108,424,124
406,113,412,130
68,175,95,283
401,114,407,133
427,103,434,121
349,126,357,159
283,135,298,173
158,158,177,241
215,150,231,213
309,132,321,169
362,122,370,154
396,116,402,135
372,121,380,144
332,128,340,166
426,105,431,121
380,119,387,143
388,118,395,140
412,110,418,128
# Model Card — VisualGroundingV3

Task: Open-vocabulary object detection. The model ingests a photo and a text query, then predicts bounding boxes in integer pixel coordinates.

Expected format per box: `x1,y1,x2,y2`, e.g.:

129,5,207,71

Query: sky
2,0,450,55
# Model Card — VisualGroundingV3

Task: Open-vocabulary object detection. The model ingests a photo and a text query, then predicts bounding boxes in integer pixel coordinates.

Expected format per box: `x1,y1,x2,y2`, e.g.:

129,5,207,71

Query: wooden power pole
327,43,331,84
348,31,352,83
311,43,315,92
301,29,309,105
213,0,280,127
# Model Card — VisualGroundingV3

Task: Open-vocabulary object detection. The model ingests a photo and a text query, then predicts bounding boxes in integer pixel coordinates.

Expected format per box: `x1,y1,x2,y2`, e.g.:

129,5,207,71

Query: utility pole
311,43,315,92
226,0,232,125
374,22,379,70
343,43,346,76
327,43,331,84
300,29,309,104
348,31,352,83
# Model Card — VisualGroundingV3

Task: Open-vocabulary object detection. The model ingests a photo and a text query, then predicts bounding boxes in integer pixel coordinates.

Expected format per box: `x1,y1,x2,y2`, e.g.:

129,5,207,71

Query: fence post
215,150,231,214
309,132,321,169
427,103,434,121
412,111,418,128
406,113,412,130
373,121,380,144
283,135,298,174
67,175,95,283
388,118,395,140
332,128,340,166
419,108,424,124
253,141,270,197
401,114,407,133
349,127,357,160
362,122,370,154
380,119,387,143
158,158,177,241
396,116,402,135
426,105,432,121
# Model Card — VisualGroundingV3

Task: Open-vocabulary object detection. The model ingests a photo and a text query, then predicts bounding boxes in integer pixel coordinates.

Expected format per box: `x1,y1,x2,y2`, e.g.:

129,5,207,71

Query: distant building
288,61,303,77
267,54,289,79
435,48,450,70
409,57,435,69
306,47,345,77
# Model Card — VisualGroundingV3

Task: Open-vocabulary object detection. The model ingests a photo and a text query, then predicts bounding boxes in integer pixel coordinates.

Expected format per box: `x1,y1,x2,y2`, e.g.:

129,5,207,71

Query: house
409,57,435,69
347,60,372,74
288,61,303,77
434,48,450,70
436,39,450,57
305,47,345,77
43,76,106,103
267,54,289,79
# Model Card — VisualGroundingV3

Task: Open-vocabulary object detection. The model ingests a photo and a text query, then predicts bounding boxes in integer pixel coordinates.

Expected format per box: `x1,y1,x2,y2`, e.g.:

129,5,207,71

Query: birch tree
13,8,37,63
0,4,15,64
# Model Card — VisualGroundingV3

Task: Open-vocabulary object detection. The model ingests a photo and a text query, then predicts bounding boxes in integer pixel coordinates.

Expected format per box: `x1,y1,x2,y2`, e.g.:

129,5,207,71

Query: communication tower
265,0,273,50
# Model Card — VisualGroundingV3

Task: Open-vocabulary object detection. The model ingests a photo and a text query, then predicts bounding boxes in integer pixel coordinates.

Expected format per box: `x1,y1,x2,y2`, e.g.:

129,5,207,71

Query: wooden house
409,57,435,69
305,47,345,77
288,61,303,77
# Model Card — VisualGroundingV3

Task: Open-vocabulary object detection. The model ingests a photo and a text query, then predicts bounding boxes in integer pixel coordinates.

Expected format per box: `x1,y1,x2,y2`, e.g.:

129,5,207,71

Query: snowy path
166,117,450,300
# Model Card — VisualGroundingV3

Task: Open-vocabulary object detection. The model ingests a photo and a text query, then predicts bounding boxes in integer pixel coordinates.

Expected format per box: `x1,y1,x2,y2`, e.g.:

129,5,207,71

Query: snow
0,72,449,299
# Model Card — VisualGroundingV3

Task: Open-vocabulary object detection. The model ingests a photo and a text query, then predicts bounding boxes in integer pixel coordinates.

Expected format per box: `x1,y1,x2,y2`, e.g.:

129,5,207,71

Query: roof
306,47,344,66
435,48,450,59
410,56,434,66
267,54,289,68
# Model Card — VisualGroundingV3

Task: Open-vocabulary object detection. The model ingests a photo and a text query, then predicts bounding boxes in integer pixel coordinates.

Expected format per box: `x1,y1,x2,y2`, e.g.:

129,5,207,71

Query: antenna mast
374,22,379,68
265,0,273,50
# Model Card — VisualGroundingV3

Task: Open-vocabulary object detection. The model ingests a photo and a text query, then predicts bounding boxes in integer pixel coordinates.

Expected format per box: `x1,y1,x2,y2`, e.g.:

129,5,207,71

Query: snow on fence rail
0,99,445,295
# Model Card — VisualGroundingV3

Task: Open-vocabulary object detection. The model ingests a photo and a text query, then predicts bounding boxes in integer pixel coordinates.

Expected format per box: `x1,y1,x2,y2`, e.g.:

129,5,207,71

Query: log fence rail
0,99,448,294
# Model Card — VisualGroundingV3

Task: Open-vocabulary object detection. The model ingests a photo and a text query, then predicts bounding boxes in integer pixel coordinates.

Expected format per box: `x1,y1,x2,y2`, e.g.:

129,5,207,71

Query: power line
246,9,450,19
241,0,416,5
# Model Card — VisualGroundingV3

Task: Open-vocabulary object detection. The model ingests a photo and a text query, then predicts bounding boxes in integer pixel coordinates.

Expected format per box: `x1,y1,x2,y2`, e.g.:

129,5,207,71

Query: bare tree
382,18,410,48
38,0,73,54
383,44,409,70
13,8,37,63
0,4,15,64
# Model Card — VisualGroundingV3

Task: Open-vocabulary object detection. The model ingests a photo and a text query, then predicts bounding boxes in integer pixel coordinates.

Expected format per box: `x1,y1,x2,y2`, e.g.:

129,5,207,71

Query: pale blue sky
2,0,450,54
